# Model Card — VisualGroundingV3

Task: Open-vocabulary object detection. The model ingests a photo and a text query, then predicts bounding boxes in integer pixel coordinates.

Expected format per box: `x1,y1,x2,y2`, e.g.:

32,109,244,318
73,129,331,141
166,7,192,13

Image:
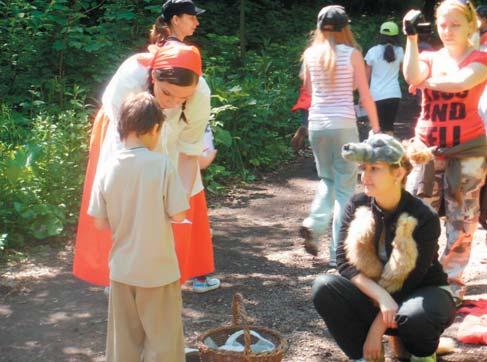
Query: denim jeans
302,127,359,262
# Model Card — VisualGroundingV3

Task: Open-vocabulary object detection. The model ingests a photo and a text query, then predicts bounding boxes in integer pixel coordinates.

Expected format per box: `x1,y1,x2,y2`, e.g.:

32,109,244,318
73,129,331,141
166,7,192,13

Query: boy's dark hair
117,92,165,140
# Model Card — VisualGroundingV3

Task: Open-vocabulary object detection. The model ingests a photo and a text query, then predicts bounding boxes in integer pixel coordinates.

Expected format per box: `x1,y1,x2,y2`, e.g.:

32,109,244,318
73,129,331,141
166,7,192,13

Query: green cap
380,21,399,36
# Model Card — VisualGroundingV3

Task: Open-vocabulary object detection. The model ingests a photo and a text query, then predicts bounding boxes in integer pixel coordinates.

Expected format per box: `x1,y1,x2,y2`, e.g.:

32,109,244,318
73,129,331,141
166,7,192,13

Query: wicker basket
197,293,287,362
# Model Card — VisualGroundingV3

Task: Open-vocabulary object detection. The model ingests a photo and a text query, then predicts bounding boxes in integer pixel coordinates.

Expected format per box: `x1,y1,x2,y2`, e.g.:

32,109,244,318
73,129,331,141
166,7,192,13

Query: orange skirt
72,109,215,286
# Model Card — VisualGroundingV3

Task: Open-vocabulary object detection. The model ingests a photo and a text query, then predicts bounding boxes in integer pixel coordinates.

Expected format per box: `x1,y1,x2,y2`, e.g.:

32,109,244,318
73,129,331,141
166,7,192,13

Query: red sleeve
480,32,487,46
462,50,487,67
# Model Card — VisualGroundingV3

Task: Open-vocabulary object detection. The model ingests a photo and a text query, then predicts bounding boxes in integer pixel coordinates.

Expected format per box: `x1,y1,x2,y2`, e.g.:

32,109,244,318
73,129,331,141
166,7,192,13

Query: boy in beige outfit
89,92,189,362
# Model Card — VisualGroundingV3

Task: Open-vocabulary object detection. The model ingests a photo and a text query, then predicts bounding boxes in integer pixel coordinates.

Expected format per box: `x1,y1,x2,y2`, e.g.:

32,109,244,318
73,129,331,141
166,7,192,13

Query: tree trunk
239,0,246,61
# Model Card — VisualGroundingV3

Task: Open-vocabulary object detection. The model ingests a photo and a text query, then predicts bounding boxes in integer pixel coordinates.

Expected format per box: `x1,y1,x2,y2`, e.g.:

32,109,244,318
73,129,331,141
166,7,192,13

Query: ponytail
383,44,396,63
149,16,171,46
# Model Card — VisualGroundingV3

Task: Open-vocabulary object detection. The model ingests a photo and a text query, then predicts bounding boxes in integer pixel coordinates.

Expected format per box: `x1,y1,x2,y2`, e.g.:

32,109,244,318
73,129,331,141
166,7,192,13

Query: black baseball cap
162,0,205,22
477,5,487,18
317,5,350,32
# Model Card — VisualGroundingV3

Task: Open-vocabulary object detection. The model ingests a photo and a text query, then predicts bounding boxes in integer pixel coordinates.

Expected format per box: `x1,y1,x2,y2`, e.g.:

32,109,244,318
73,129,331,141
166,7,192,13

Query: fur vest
344,206,419,293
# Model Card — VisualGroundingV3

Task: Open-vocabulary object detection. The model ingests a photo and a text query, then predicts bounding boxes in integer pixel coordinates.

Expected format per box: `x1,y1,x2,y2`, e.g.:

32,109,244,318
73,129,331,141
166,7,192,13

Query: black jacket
336,190,449,300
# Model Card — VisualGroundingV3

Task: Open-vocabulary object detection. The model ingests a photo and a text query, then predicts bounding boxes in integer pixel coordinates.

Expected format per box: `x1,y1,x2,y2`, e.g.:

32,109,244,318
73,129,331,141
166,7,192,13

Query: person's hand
291,125,308,151
408,82,425,94
403,9,422,37
368,128,381,138
363,323,384,360
378,293,398,329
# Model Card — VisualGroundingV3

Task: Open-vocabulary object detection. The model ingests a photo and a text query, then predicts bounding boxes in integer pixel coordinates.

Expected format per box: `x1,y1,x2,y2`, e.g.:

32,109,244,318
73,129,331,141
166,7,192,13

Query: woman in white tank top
300,5,380,265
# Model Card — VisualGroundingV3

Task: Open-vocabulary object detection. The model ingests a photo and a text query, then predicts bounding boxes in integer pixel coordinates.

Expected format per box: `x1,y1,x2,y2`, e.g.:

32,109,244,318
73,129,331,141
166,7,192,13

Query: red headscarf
137,42,202,76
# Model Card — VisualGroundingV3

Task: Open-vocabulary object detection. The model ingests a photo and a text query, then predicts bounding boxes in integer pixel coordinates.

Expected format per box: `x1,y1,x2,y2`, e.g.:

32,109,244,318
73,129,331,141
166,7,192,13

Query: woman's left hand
363,323,384,360
409,81,426,95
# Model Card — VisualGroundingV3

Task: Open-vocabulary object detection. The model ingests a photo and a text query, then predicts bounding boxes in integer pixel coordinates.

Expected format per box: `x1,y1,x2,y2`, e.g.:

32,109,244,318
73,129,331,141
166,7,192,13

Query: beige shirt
88,147,189,287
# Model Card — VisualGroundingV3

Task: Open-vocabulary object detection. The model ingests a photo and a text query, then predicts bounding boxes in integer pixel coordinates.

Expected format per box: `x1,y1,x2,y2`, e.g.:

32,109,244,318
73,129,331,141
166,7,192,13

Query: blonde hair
389,155,413,187
303,25,361,84
436,0,479,44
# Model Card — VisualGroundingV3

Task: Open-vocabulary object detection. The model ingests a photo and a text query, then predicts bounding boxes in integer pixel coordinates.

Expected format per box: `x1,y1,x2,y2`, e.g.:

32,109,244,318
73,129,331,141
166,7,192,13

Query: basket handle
232,293,252,326
243,328,252,355
232,293,253,356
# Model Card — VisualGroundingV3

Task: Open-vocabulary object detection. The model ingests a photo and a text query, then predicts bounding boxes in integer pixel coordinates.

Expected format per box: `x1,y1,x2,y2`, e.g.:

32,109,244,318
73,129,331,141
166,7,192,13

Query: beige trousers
106,280,185,362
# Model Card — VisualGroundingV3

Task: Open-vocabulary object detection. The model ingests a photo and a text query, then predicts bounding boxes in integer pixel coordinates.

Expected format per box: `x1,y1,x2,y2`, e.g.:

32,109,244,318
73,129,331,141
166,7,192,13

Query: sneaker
192,277,221,293
299,226,319,256
410,353,436,362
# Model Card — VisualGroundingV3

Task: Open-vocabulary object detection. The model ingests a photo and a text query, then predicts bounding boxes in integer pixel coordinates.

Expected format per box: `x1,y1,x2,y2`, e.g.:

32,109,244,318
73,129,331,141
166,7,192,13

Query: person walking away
299,5,380,266
365,21,404,135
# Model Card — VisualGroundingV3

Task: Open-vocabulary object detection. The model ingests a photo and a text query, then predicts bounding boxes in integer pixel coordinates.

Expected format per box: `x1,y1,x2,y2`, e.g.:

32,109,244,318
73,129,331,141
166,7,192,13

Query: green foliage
0,90,91,249
200,33,304,185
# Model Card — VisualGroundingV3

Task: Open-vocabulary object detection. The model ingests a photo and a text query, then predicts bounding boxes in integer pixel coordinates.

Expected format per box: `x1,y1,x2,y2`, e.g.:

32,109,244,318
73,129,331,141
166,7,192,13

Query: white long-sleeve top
97,53,211,196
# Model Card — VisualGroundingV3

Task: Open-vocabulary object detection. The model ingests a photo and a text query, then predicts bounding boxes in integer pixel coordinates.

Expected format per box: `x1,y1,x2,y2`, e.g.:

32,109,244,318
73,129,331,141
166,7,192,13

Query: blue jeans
302,127,358,262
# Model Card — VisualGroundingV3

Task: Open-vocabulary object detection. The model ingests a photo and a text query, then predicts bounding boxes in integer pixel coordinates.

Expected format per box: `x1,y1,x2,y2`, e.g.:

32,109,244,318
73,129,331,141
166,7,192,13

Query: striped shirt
305,44,356,130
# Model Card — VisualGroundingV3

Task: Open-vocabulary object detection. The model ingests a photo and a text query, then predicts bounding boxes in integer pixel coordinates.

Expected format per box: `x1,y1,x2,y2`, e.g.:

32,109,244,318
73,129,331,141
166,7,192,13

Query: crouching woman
312,134,455,362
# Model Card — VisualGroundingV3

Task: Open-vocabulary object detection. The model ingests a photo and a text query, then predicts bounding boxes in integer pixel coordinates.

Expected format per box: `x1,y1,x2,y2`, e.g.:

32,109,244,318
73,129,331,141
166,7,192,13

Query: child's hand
170,211,187,223
198,149,217,170
93,217,110,230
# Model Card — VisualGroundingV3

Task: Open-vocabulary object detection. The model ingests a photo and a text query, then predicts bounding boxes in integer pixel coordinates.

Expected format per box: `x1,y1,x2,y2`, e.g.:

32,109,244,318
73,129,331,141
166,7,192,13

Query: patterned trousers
406,156,487,298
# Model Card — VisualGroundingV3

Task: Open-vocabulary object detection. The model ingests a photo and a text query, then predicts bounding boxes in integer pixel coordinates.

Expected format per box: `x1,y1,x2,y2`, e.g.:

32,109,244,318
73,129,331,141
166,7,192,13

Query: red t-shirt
416,50,487,148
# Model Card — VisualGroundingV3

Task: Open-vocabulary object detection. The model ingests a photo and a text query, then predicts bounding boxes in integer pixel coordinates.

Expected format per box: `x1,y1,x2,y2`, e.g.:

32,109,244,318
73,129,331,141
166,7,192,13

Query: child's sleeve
202,125,215,155
163,160,190,217
88,176,108,219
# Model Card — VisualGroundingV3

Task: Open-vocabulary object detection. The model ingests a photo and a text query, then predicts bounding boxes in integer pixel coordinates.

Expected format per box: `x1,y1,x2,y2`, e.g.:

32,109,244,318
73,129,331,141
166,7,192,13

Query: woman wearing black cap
149,0,222,294
299,5,380,265
151,0,205,45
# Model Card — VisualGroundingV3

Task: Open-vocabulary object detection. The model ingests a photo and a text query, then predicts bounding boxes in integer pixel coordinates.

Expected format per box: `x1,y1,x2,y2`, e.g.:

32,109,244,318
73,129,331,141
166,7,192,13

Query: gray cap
317,5,350,32
342,134,405,165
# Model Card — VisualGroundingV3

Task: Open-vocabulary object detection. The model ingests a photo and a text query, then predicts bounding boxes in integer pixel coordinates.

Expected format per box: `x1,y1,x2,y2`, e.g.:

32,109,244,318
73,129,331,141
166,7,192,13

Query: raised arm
424,62,487,92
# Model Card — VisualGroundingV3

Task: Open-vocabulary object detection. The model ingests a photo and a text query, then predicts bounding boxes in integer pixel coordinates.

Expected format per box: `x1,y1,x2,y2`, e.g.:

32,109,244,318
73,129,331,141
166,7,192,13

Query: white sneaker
192,277,221,293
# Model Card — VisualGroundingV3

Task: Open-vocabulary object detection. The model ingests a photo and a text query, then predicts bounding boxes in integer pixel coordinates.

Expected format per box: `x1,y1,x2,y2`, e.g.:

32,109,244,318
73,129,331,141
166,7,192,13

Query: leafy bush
0,89,91,250
200,33,305,186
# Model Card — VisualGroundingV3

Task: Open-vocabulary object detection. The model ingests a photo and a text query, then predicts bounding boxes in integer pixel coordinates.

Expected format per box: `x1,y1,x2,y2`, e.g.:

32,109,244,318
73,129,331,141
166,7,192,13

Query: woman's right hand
403,10,421,38
378,293,398,328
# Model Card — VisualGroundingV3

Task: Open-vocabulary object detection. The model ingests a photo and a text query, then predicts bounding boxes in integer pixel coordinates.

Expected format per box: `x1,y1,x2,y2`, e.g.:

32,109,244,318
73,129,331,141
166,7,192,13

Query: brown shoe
299,226,319,256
